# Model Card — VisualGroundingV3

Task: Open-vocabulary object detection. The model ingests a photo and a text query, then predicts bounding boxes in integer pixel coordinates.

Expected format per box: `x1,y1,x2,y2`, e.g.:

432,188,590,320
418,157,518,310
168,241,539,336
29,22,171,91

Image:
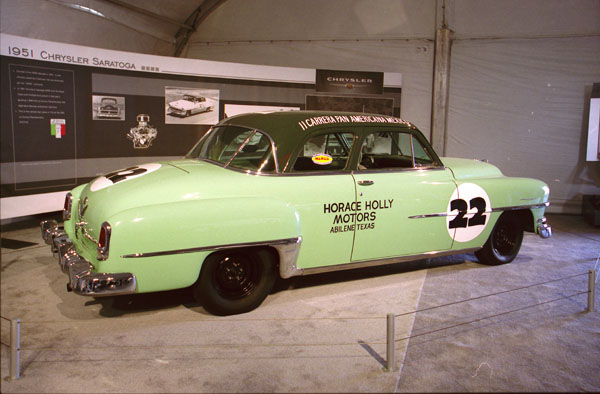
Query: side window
293,132,354,172
358,131,436,170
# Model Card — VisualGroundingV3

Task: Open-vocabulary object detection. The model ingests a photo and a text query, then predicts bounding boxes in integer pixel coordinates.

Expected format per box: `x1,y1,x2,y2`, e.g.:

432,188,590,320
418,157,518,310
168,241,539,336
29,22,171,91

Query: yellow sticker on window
312,154,333,165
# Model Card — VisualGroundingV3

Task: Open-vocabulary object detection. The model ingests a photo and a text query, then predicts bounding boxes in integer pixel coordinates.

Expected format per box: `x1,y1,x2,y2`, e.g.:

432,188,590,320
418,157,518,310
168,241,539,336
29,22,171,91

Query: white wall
446,0,600,213
185,0,438,143
447,36,600,213
187,0,600,213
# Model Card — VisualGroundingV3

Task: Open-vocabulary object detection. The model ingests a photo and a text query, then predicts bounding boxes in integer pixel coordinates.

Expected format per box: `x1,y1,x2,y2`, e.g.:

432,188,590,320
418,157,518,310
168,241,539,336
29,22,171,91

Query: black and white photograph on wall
223,104,301,119
92,95,125,121
165,87,219,125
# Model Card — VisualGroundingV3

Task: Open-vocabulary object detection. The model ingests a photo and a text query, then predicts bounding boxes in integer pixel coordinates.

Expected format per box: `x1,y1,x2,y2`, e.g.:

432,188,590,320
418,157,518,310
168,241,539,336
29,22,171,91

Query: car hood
75,160,233,240
441,157,504,180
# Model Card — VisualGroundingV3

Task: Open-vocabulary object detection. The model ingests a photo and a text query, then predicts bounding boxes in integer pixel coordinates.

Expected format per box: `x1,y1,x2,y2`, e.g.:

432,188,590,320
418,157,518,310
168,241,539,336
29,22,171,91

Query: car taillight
97,222,112,261
63,193,73,221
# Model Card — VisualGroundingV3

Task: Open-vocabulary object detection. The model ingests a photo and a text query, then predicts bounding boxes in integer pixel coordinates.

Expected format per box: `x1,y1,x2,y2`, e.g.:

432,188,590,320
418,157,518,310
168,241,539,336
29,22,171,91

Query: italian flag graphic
50,119,66,139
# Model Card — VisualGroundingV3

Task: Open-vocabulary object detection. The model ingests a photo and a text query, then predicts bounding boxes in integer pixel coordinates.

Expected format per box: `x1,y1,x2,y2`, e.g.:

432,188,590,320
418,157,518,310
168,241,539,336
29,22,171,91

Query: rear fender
97,197,301,293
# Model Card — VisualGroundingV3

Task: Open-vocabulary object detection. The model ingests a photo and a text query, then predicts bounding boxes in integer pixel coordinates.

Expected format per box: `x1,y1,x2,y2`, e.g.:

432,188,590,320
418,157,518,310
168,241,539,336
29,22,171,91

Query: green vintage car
41,111,552,315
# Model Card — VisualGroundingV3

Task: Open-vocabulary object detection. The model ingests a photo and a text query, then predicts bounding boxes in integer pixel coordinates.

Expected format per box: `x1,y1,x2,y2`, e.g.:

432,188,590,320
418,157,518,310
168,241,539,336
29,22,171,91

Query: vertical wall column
430,26,452,155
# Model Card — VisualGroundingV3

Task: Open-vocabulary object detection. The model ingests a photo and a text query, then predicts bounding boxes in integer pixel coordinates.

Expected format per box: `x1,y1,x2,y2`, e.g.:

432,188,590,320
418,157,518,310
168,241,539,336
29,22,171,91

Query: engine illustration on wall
165,86,219,125
126,114,158,149
92,95,125,121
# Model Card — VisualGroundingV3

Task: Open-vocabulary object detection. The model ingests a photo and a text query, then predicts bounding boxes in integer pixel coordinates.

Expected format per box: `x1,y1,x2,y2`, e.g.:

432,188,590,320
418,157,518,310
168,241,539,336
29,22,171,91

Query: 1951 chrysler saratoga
41,111,552,315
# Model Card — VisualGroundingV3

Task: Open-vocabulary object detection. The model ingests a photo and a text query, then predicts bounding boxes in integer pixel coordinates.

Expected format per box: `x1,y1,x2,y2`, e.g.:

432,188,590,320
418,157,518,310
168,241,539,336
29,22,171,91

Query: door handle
357,180,374,186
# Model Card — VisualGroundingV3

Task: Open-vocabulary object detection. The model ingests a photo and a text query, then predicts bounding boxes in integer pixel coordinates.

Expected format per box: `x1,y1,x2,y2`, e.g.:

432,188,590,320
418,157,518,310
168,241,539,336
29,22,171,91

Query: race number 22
446,183,491,243
448,197,487,229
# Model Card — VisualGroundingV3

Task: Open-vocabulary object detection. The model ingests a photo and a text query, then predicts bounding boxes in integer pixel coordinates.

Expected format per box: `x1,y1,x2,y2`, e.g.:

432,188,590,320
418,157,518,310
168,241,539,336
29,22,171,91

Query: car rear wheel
475,214,523,265
193,248,277,315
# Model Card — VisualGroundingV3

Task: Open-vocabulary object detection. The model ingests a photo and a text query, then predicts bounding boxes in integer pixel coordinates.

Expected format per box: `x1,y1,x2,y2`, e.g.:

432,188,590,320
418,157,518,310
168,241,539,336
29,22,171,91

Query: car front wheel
475,214,523,265
193,248,277,315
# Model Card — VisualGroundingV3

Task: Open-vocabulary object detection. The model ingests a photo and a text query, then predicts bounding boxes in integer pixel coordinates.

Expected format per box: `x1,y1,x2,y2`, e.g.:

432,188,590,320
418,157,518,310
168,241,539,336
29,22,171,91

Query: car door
350,129,457,262
280,130,358,270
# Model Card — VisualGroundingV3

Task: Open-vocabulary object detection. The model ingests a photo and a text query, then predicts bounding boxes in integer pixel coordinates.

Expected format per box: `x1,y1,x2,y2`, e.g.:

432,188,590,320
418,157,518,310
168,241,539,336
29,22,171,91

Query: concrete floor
1,213,598,392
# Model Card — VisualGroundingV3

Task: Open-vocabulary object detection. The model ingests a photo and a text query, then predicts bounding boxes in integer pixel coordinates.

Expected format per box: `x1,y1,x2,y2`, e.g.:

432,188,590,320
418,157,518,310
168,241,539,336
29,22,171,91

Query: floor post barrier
588,270,596,313
10,318,21,380
385,313,397,372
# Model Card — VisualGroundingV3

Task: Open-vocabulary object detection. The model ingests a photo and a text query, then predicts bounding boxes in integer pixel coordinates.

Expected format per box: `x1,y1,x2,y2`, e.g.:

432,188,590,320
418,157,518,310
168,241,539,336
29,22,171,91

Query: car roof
219,111,419,167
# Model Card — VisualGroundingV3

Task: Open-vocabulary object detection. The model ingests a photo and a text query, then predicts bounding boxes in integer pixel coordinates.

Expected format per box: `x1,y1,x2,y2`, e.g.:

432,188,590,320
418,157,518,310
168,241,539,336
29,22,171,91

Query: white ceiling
1,0,599,58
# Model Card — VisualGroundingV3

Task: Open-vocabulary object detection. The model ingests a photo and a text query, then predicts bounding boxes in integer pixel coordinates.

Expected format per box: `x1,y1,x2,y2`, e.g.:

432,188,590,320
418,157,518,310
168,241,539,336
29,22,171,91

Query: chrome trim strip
75,221,99,244
192,159,446,177
120,237,302,259
276,236,303,279
408,212,449,219
408,202,550,220
409,134,416,168
286,247,481,278
351,165,446,174
490,202,550,212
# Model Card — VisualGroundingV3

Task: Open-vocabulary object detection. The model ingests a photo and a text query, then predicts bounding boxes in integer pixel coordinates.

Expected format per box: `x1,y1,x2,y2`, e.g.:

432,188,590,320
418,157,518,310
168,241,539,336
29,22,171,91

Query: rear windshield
187,125,277,173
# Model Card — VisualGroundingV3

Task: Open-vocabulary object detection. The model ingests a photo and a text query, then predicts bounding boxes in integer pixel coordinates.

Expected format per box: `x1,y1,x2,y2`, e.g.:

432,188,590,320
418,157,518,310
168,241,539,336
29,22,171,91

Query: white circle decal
90,163,161,192
446,183,491,243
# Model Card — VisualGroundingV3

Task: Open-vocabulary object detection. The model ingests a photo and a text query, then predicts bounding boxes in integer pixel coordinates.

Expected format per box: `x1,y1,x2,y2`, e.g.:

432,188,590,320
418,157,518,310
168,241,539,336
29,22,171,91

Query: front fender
452,177,549,248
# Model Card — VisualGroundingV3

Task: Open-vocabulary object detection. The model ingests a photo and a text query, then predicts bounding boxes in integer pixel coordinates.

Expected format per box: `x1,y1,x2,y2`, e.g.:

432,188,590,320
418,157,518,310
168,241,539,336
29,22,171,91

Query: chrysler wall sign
316,69,384,95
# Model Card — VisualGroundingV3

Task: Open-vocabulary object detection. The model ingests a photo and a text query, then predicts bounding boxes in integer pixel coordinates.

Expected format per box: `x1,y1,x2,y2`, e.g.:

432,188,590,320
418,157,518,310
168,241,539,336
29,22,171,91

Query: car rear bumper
97,112,120,118
40,220,136,296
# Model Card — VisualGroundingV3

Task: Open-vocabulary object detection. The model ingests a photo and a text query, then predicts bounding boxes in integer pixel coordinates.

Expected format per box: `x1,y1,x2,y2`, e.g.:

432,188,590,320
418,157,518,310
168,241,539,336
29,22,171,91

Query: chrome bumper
167,107,186,115
537,217,552,239
40,220,136,297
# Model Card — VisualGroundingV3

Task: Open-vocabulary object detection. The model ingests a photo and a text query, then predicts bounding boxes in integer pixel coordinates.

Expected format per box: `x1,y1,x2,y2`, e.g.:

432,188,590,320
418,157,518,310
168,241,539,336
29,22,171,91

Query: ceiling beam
174,0,227,57
101,0,194,30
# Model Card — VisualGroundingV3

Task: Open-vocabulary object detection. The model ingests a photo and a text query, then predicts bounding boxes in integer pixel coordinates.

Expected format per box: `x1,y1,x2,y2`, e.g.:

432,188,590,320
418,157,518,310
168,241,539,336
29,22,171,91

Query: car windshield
102,99,117,105
187,125,277,173
184,95,204,102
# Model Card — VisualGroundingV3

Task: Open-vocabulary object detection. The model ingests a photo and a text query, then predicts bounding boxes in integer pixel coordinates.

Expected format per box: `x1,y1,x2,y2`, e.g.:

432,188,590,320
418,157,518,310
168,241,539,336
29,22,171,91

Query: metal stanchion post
385,313,397,372
10,319,21,380
588,269,596,313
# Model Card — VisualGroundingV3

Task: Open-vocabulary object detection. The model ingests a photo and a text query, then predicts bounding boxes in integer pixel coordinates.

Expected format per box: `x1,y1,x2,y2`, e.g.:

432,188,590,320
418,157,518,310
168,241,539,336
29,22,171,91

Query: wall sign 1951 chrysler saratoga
41,111,552,315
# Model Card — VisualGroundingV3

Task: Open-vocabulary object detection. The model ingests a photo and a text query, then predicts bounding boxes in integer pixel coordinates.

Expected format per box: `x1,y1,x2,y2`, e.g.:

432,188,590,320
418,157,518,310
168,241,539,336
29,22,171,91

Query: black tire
186,110,191,117
475,214,524,265
193,248,277,315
